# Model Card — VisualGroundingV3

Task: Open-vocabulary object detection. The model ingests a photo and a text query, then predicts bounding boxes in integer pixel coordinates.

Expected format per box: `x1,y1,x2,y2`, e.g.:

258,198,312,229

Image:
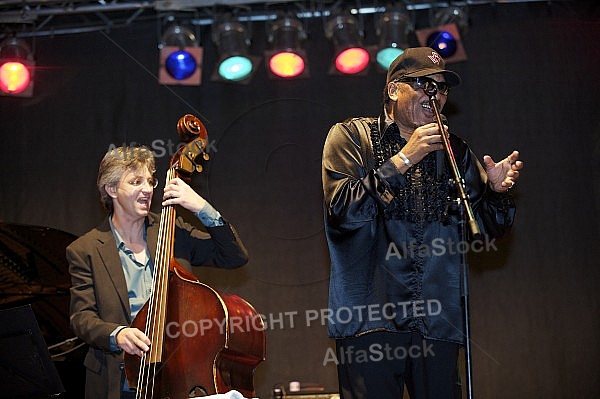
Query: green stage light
375,8,411,70
211,19,259,84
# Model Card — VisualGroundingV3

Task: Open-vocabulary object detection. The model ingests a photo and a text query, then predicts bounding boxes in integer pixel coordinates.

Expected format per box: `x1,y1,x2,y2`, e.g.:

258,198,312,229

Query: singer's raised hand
483,150,523,192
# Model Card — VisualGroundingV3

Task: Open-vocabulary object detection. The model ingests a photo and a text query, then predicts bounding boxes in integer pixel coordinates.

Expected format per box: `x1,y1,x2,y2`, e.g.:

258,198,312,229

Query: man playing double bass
68,146,249,399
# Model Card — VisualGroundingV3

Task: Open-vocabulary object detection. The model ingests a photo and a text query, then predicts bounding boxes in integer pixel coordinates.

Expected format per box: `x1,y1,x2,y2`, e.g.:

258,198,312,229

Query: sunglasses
398,77,450,96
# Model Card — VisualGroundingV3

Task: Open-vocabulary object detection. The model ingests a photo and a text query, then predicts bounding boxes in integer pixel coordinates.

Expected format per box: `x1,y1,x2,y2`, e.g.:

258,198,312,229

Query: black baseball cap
386,47,461,86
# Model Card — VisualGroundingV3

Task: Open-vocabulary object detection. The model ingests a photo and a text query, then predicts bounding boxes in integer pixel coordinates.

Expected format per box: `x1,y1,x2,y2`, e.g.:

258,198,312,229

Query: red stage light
335,47,370,75
326,14,371,76
268,51,305,78
0,38,34,96
0,61,31,94
264,15,308,80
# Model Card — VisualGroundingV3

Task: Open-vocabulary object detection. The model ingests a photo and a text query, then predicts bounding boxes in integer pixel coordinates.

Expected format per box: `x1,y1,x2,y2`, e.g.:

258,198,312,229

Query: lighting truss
0,1,557,39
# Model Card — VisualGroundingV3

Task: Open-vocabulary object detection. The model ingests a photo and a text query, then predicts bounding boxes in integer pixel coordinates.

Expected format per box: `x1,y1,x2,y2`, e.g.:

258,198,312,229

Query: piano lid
0,222,78,345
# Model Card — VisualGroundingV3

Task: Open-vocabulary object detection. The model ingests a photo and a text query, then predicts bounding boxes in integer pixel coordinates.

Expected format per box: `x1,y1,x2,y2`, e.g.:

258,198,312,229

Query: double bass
124,115,266,398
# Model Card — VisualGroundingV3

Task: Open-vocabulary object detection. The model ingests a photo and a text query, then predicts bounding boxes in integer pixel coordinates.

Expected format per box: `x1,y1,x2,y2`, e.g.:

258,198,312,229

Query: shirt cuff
110,326,127,352
195,202,225,227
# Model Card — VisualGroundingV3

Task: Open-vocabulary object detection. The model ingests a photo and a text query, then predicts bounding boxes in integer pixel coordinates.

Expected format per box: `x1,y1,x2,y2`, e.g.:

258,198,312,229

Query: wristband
398,152,411,167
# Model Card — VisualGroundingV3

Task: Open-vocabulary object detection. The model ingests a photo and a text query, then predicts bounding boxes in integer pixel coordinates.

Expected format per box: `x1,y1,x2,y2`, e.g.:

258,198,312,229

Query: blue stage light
159,24,202,86
165,50,198,80
426,31,458,59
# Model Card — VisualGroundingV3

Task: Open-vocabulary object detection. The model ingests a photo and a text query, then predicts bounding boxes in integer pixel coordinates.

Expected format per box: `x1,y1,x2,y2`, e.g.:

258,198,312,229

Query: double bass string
136,166,177,398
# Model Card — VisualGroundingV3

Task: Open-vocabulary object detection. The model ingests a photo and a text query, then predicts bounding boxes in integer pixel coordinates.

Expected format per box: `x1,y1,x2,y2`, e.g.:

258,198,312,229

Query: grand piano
0,222,85,398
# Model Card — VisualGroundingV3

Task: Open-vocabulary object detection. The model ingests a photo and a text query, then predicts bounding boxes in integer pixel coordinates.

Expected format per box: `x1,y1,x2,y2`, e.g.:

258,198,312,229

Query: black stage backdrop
1,2,599,398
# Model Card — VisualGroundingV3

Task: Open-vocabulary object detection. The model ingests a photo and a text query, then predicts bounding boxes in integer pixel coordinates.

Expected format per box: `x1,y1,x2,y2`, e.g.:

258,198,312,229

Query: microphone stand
425,85,480,399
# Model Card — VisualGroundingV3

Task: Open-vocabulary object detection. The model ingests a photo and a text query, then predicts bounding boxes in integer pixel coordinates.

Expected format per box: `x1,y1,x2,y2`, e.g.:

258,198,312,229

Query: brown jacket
67,212,248,399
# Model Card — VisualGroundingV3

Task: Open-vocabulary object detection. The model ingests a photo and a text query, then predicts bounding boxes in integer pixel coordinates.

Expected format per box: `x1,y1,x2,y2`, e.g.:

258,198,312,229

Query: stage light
0,37,34,97
431,6,469,36
375,8,411,70
426,29,457,59
414,6,468,63
264,15,308,79
416,23,467,64
269,53,304,78
325,13,370,75
159,24,203,86
211,19,260,84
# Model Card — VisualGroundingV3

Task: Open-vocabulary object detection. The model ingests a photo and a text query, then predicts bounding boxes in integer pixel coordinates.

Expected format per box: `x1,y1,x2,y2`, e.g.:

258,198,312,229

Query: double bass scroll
174,114,210,178
123,114,266,399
